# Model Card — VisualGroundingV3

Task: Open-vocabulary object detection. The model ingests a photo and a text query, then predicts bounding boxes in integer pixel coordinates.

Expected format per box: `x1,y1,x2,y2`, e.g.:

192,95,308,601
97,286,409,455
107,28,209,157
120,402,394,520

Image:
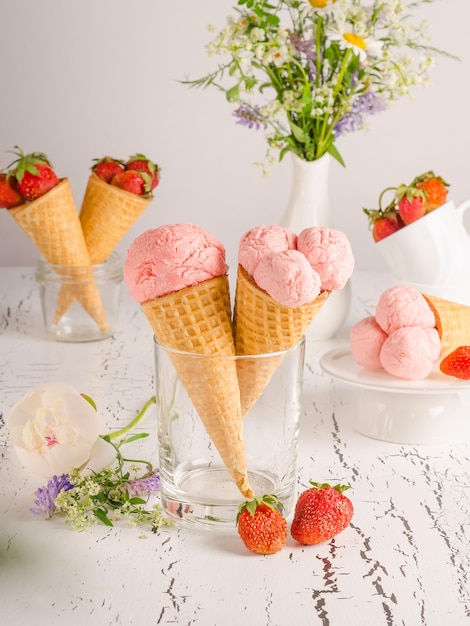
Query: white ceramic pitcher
376,200,470,296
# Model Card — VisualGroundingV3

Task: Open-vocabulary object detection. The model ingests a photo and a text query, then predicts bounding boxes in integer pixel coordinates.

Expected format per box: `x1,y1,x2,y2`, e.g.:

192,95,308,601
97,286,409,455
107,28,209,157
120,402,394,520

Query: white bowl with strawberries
364,171,470,304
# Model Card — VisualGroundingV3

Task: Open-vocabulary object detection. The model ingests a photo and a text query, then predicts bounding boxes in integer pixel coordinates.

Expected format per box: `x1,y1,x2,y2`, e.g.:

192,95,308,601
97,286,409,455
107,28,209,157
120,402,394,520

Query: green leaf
122,433,149,444
288,120,306,143
128,497,147,505
93,508,113,527
81,393,97,411
226,84,240,103
326,143,345,167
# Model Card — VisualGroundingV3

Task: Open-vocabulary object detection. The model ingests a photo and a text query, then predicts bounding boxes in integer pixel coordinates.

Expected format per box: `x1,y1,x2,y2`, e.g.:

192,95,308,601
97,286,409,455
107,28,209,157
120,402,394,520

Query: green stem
122,457,154,476
316,48,353,158
108,396,156,440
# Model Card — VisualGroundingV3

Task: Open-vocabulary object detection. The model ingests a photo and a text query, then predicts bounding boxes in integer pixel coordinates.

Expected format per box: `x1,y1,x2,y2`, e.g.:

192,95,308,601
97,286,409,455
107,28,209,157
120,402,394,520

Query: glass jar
35,251,123,342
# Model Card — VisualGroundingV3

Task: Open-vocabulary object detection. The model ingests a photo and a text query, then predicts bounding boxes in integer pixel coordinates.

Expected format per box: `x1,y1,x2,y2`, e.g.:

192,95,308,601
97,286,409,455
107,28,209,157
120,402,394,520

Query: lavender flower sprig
31,396,173,532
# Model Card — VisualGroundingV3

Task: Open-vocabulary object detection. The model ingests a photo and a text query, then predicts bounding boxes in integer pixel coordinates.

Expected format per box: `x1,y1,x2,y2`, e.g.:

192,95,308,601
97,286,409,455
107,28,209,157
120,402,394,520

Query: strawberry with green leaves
396,187,427,225
396,171,449,224
237,494,287,555
111,169,152,196
92,156,125,183
291,481,353,545
413,171,449,212
440,346,470,380
125,153,160,190
364,205,403,242
363,188,404,242
6,146,59,201
0,173,23,208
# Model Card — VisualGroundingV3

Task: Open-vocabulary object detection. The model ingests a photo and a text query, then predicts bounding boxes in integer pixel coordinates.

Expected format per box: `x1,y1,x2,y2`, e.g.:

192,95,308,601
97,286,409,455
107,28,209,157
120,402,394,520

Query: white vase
280,153,352,341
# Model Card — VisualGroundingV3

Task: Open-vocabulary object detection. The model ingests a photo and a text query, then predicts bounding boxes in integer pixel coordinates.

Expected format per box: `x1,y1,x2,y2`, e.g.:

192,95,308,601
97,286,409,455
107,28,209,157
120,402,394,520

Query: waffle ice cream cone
142,275,253,498
422,294,470,359
81,172,151,263
8,179,108,331
234,265,330,415
56,172,152,316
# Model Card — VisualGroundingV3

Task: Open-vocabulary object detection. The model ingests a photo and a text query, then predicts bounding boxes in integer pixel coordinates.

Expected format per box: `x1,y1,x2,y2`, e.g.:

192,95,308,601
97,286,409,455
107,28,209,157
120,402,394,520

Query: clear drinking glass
154,337,306,531
35,251,123,342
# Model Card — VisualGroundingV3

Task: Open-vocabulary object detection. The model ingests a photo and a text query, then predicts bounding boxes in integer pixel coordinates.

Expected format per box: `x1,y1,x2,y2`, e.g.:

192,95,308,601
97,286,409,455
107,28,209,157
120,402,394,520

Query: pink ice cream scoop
238,224,297,276
296,227,354,290
253,249,322,307
124,224,228,302
375,285,436,335
379,326,441,380
350,316,388,370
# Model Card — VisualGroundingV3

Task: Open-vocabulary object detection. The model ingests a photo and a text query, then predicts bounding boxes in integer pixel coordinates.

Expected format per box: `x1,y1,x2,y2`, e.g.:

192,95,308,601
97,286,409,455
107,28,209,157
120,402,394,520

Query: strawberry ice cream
253,250,322,307
375,285,435,335
297,227,355,290
350,316,388,370
238,225,297,276
379,326,441,380
124,224,228,302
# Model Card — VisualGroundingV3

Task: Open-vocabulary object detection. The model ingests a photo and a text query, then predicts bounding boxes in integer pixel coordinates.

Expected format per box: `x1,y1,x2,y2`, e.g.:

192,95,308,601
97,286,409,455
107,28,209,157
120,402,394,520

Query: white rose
7,382,115,478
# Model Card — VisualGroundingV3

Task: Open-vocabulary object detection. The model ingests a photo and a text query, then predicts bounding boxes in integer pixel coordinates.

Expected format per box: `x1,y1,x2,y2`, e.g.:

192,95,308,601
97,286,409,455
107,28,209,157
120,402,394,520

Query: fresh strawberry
6,146,59,201
363,204,403,242
125,153,160,190
0,173,24,208
92,157,125,183
237,494,288,555
291,481,353,545
396,187,427,225
414,171,449,212
440,346,470,380
111,169,151,196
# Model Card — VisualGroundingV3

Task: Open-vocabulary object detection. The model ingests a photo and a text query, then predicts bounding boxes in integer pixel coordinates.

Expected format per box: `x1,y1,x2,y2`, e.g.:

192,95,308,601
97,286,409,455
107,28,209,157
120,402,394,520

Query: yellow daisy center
309,0,335,7
343,33,367,50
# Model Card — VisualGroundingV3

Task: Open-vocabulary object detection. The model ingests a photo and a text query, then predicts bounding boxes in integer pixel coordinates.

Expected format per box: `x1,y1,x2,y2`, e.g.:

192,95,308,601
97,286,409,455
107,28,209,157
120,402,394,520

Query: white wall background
0,0,468,273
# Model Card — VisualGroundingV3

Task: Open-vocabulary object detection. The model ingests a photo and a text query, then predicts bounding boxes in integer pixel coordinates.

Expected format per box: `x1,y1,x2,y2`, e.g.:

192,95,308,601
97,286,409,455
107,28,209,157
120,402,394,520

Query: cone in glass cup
8,178,108,331
234,225,354,415
124,225,253,498
55,157,157,318
234,264,330,415
422,293,470,359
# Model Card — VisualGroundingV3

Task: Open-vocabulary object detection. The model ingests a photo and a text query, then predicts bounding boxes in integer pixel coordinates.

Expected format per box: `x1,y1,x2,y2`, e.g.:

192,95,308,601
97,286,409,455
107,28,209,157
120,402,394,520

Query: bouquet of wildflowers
187,0,451,166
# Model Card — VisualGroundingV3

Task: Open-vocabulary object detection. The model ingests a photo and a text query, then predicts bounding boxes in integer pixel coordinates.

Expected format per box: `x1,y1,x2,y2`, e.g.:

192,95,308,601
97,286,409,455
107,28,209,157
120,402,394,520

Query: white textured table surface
1,268,469,626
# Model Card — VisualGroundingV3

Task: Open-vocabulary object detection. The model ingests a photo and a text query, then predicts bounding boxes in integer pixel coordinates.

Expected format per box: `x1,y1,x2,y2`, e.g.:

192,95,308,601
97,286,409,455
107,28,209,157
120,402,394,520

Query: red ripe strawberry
92,157,124,183
291,482,353,545
125,153,160,190
440,346,470,380
237,494,288,555
414,171,449,212
0,173,24,208
396,188,426,225
363,204,403,242
6,146,59,201
111,169,151,196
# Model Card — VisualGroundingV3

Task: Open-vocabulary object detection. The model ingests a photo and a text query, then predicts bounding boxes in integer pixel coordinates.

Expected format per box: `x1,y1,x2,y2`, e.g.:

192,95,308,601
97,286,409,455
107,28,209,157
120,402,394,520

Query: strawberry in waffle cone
124,224,253,498
5,148,107,331
234,226,354,414
55,155,159,318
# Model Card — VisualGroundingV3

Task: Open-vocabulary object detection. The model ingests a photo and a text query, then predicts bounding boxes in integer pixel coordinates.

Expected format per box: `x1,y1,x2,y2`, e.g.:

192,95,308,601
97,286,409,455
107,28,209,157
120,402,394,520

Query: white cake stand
320,347,470,445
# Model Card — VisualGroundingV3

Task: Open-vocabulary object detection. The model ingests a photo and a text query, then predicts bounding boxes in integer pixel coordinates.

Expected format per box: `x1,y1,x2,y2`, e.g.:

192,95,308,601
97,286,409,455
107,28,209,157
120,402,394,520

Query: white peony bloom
7,382,116,478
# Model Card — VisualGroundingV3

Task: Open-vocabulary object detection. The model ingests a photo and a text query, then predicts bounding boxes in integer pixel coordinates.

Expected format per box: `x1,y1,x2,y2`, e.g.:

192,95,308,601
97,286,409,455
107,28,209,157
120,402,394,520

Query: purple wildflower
124,469,160,497
233,105,268,130
334,91,387,137
31,474,74,519
289,32,316,78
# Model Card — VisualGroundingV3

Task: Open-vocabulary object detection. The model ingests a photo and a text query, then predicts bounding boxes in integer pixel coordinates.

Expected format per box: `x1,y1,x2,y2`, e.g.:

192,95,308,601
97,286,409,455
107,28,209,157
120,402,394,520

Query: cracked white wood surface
0,268,469,626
